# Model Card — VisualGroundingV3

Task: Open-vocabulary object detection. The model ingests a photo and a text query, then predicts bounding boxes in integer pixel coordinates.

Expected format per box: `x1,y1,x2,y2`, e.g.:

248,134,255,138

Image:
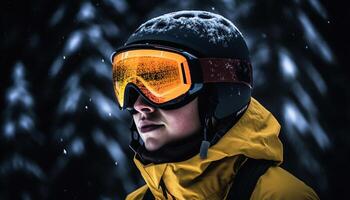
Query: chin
144,139,163,152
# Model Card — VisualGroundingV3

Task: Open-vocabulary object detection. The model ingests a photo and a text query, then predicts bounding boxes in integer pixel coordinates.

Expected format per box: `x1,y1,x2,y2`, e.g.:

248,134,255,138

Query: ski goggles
111,44,252,110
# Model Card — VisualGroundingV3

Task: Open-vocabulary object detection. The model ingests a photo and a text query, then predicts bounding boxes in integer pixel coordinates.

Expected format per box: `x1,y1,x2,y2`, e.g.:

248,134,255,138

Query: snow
284,100,330,150
309,118,331,149
4,121,15,138
86,25,115,59
134,10,242,45
49,57,64,77
19,114,34,131
284,102,308,134
292,82,317,116
7,64,33,107
307,0,327,19
298,12,333,63
49,5,66,26
59,74,82,113
76,2,95,22
90,90,115,119
64,31,83,53
0,154,45,179
279,49,298,79
90,59,110,79
87,26,102,40
103,0,128,14
305,62,327,95
71,138,85,155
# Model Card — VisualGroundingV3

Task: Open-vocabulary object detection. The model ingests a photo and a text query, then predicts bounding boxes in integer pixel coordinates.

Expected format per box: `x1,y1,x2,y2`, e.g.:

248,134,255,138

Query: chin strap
199,103,250,160
198,86,217,160
199,115,212,159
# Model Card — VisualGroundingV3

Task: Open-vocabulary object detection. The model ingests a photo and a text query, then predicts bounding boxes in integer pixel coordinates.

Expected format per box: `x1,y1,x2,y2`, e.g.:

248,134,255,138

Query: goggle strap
199,58,252,87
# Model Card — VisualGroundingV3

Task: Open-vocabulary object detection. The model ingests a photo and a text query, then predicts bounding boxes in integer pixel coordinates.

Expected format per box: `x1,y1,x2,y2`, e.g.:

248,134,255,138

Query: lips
139,124,164,133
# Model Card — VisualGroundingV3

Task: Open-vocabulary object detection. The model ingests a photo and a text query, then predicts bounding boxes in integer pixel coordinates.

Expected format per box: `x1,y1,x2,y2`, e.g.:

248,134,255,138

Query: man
111,10,319,199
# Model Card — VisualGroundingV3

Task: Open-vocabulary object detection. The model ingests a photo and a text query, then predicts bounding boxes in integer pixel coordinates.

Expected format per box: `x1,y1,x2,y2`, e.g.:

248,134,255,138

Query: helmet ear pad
198,83,251,121
214,83,251,119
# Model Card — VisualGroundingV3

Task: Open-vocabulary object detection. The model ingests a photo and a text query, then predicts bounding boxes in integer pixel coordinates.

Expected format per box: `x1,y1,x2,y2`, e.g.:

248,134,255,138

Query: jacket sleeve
250,166,320,200
126,184,149,200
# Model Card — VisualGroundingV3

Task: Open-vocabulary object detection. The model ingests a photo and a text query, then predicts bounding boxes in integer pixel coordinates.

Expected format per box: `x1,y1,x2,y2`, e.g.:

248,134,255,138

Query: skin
133,96,202,151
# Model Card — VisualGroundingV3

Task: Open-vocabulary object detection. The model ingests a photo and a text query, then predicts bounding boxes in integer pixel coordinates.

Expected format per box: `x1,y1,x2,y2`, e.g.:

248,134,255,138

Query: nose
133,95,156,114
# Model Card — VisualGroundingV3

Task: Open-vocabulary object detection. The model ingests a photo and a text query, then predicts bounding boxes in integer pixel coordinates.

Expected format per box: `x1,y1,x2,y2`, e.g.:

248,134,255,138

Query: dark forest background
1,0,349,199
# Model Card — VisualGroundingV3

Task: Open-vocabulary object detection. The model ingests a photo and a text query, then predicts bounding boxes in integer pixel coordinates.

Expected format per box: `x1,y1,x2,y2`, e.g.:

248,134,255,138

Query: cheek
165,105,201,136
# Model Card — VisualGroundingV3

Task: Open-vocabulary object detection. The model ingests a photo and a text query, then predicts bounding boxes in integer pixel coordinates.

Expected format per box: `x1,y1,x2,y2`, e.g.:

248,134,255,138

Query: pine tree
43,1,143,199
0,62,46,199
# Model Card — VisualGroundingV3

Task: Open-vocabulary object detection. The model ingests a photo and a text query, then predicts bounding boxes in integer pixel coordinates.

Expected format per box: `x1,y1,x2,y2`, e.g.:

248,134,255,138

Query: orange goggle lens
112,49,192,108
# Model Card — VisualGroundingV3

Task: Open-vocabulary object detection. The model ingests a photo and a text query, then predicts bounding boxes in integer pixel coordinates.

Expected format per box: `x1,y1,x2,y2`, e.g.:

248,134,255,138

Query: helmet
124,10,252,120
117,10,253,161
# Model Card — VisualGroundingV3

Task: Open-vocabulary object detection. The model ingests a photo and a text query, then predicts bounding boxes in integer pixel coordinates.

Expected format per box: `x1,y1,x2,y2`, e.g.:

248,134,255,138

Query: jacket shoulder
126,184,149,200
250,166,319,200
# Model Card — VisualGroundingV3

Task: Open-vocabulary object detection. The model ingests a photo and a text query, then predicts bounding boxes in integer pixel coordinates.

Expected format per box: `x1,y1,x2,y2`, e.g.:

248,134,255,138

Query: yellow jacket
126,98,319,199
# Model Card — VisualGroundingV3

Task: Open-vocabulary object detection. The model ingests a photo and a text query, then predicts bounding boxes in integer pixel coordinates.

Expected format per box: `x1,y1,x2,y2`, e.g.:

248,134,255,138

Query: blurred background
0,0,349,199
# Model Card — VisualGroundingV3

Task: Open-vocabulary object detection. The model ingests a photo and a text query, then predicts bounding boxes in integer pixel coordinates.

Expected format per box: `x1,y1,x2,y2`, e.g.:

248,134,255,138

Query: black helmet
124,10,252,120
121,10,253,160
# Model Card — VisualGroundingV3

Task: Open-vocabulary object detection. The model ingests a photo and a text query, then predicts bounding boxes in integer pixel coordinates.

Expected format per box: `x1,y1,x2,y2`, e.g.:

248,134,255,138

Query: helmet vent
173,13,195,19
198,14,213,19
155,21,167,29
220,19,230,28
144,22,154,28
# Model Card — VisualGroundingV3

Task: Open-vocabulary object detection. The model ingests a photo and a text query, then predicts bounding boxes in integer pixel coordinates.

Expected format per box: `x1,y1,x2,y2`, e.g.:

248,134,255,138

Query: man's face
132,95,201,151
